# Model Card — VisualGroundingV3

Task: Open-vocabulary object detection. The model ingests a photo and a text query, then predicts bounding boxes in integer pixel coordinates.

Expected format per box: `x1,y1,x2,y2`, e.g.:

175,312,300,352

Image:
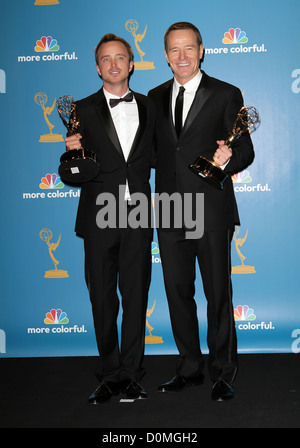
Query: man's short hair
95,33,134,65
164,22,203,51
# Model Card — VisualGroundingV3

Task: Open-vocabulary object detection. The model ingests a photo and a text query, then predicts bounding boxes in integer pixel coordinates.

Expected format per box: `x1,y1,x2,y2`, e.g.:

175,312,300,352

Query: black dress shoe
120,379,148,399
88,381,120,404
157,374,204,392
211,380,234,401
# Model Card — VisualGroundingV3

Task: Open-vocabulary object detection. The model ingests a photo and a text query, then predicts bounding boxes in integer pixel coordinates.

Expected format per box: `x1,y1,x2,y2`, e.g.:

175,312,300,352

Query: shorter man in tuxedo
65,34,154,403
148,22,254,400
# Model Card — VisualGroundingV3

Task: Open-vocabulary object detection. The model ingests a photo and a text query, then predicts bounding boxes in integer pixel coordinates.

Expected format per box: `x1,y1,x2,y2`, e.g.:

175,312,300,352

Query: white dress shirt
103,88,139,200
171,70,202,126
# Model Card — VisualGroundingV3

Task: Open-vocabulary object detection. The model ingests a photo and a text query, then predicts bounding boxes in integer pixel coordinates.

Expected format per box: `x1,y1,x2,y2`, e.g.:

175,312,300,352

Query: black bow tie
109,92,134,108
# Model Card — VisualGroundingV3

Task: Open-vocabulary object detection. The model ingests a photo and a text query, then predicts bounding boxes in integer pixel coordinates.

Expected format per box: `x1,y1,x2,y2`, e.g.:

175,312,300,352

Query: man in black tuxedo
148,22,254,400
65,34,154,403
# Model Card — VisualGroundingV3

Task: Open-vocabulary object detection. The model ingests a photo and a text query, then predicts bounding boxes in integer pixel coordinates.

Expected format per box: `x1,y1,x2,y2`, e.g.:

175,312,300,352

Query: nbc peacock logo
234,305,275,331
231,170,252,184
35,36,60,52
234,305,256,321
18,37,77,63
222,28,248,44
151,241,161,264
27,309,87,334
44,308,69,324
39,173,64,189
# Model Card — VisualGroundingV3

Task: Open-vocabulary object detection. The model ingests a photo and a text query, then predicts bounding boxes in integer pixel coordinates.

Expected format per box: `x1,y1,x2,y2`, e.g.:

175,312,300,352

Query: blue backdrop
1,0,300,358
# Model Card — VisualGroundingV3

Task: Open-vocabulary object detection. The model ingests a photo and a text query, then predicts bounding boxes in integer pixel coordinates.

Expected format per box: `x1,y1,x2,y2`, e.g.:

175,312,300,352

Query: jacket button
176,147,180,151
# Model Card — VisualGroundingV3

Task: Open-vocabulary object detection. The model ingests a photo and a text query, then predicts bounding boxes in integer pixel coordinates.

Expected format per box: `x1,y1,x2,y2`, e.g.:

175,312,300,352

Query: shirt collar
103,87,134,101
173,70,202,94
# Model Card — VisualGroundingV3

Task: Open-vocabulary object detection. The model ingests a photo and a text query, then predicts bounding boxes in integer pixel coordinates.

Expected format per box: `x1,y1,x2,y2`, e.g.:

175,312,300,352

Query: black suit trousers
84,223,151,383
157,228,238,383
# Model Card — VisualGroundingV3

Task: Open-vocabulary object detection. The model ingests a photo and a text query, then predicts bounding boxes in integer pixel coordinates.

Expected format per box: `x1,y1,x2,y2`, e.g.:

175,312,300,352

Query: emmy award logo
34,92,63,142
232,227,256,274
34,0,59,5
145,300,164,344
39,228,69,278
125,19,155,70
189,106,260,190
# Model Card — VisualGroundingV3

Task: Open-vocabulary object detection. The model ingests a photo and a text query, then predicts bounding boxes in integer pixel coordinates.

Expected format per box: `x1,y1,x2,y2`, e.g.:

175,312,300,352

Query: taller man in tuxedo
65,34,154,403
148,22,254,400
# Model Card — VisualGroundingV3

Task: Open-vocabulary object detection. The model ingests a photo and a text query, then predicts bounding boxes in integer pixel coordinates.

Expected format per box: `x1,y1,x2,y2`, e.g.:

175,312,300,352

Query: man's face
96,41,133,90
165,29,204,85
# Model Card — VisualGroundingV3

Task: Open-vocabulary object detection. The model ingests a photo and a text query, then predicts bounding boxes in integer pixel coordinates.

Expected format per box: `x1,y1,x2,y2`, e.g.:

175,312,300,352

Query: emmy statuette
189,106,259,190
56,96,100,184
125,19,155,70
39,228,68,278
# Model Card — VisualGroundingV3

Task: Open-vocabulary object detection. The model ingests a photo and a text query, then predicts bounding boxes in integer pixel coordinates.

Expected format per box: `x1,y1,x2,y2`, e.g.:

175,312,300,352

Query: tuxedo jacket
73,88,155,238
148,71,255,232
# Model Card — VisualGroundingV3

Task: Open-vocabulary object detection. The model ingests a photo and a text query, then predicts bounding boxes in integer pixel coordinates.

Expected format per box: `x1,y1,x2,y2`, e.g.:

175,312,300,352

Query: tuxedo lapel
127,92,147,160
94,88,124,159
164,76,213,143
93,88,146,161
181,72,213,138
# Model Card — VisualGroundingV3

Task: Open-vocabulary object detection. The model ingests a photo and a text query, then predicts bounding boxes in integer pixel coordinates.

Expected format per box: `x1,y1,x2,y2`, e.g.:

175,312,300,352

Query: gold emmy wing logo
34,92,63,142
125,19,155,70
34,0,59,5
39,228,69,278
232,227,256,274
145,300,163,344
